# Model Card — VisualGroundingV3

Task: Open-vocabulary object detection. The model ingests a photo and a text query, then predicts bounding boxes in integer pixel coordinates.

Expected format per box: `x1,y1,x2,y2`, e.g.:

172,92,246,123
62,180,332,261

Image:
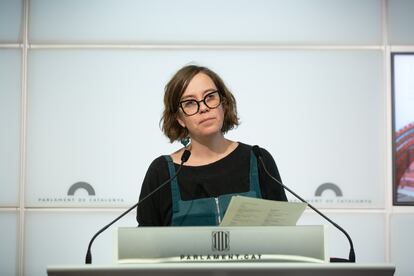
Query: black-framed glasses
179,91,222,116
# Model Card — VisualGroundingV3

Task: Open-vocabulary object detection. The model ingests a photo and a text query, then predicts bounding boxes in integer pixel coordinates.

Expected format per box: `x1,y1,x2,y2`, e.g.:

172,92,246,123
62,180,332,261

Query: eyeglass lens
180,91,221,116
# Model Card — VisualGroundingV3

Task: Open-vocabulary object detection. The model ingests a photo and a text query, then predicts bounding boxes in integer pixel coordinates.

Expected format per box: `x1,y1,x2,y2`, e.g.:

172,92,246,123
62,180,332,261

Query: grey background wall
0,0,413,275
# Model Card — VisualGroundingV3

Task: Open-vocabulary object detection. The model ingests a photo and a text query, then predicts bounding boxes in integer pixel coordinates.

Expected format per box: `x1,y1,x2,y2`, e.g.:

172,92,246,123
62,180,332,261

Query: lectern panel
116,226,327,263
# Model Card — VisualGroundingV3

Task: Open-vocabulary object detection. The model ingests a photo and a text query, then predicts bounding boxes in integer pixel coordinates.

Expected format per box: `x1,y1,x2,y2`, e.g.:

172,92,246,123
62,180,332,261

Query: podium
116,226,327,263
47,263,395,276
47,226,395,276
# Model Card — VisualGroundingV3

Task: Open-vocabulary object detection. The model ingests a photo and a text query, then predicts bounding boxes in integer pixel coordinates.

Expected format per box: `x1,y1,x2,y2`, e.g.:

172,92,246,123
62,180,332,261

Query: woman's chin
192,128,222,139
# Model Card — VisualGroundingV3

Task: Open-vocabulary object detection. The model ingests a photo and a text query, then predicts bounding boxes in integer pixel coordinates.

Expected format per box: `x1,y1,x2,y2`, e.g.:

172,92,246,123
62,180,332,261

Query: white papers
220,196,307,227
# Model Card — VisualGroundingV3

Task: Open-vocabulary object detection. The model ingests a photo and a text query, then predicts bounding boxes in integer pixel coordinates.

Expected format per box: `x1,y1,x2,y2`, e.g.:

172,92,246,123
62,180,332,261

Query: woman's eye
207,92,219,101
184,101,197,107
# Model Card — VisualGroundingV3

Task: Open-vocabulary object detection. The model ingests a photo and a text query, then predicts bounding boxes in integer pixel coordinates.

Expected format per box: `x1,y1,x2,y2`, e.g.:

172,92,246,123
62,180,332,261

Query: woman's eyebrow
181,89,216,100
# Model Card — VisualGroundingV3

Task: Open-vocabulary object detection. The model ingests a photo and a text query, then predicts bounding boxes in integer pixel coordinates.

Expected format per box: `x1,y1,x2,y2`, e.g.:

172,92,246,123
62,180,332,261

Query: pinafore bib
164,151,262,226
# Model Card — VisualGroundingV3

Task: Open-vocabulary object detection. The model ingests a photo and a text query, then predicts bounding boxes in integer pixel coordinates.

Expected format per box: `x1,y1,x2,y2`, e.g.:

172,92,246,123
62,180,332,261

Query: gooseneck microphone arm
85,149,191,264
252,146,355,263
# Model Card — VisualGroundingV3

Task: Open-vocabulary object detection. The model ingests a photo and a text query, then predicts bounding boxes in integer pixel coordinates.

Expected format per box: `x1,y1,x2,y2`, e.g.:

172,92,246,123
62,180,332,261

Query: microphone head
181,149,191,163
252,145,263,158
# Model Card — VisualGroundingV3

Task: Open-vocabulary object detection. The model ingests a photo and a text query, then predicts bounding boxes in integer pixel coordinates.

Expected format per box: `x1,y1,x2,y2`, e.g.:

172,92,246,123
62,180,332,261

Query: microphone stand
253,146,355,263
85,150,191,264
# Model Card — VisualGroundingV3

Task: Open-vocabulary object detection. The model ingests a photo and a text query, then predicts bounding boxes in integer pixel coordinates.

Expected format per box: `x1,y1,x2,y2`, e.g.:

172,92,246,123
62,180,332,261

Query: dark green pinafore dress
164,151,262,226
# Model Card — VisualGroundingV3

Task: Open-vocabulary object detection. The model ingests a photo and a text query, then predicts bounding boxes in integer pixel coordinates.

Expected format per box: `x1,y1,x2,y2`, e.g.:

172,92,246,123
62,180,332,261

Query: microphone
252,145,356,263
85,149,191,264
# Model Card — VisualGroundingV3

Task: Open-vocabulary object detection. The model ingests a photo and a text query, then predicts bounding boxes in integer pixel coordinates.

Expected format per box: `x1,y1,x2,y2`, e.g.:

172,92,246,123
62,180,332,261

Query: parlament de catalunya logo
67,181,96,196
37,181,124,204
212,231,230,252
314,182,371,204
290,182,372,204
315,182,343,197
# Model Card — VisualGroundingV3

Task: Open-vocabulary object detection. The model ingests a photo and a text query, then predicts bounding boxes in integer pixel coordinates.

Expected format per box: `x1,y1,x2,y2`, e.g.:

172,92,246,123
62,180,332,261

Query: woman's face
177,72,225,140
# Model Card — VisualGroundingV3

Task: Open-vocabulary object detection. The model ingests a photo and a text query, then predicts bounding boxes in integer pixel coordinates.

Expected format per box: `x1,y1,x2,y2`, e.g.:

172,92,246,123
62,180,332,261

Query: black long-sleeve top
136,142,287,226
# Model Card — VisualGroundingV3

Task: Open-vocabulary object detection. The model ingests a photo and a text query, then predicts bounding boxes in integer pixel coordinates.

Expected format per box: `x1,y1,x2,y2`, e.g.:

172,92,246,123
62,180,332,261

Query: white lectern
116,226,327,263
47,226,395,276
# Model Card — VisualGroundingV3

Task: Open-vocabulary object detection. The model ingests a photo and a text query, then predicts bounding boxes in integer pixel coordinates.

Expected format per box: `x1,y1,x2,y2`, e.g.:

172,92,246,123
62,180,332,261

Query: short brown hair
161,65,239,143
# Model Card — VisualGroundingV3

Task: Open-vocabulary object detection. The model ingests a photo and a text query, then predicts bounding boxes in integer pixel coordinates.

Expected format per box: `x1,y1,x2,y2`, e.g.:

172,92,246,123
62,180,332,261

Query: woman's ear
177,115,186,128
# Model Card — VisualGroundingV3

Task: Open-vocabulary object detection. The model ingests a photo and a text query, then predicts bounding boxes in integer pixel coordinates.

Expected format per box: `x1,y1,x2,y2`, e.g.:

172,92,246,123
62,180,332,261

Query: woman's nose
199,101,209,113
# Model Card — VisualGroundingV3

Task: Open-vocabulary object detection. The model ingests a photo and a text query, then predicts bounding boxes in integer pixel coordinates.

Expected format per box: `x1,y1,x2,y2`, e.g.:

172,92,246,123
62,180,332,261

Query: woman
137,65,287,226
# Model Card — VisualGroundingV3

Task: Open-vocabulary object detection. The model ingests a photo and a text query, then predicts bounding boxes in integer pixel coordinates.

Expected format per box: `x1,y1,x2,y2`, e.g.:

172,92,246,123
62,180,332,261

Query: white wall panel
26,50,175,207
0,49,21,206
0,0,22,42
388,0,414,45
26,50,385,209
223,50,385,209
0,211,18,275
29,0,382,44
24,210,136,276
297,212,385,262
391,213,414,276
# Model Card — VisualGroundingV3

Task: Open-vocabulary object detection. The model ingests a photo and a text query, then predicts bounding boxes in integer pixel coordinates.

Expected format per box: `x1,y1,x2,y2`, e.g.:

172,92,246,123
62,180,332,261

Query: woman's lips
199,117,215,124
